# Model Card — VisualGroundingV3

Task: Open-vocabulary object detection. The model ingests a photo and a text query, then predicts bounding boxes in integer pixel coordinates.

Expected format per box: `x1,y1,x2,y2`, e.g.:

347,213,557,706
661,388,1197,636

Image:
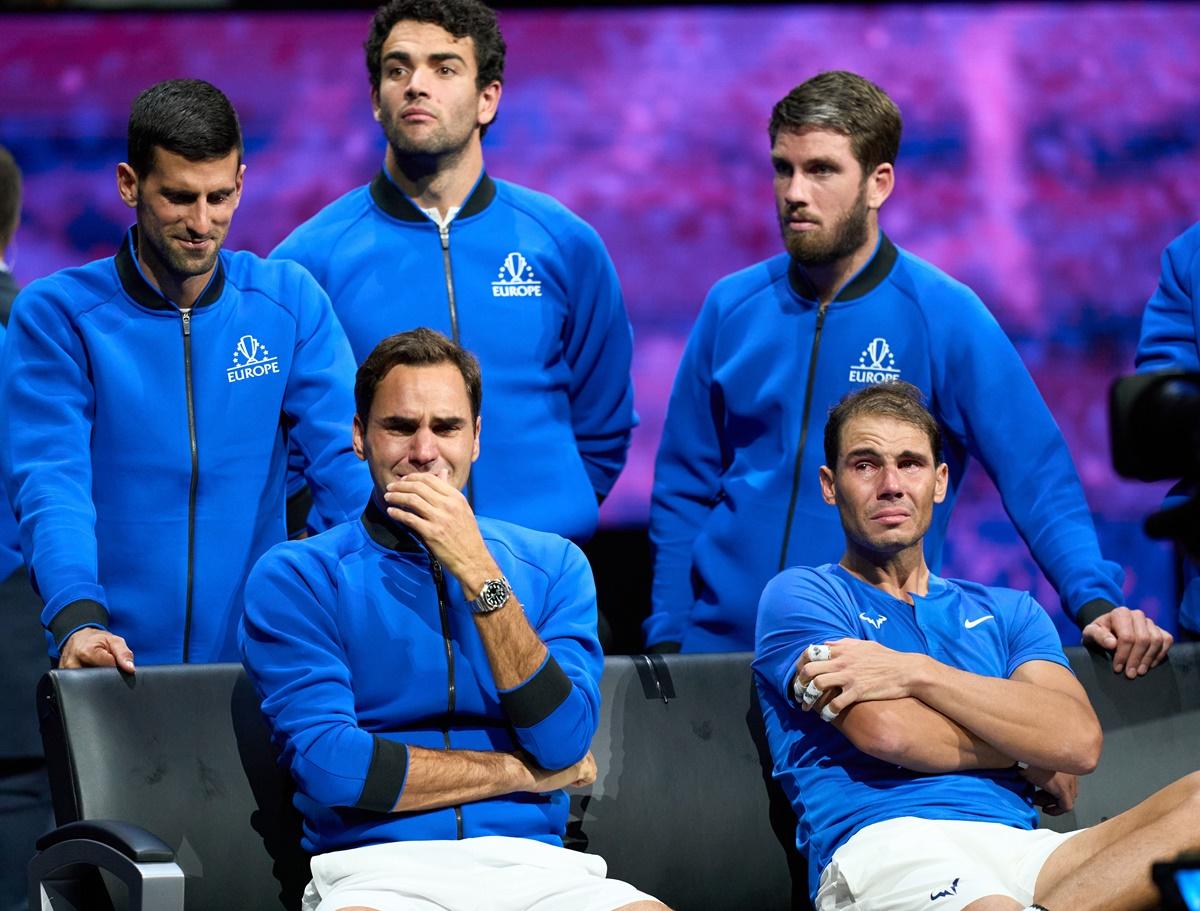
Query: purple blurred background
2,4,1198,639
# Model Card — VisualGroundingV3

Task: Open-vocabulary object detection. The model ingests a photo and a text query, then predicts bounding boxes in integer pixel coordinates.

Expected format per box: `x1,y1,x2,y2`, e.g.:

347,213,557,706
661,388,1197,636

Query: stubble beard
137,201,221,281
781,184,870,268
381,108,473,175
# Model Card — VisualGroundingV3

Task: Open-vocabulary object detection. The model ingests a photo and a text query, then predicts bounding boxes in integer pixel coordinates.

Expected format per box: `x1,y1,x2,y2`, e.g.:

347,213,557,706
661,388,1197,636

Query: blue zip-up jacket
240,502,603,856
1135,219,1200,631
0,229,371,663
648,235,1124,652
271,170,636,542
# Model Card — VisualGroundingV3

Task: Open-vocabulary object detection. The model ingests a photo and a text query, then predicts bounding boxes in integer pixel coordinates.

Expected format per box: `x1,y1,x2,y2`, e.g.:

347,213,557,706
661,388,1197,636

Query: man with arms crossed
647,70,1169,673
241,329,668,911
0,79,368,670
755,382,1200,911
273,0,635,543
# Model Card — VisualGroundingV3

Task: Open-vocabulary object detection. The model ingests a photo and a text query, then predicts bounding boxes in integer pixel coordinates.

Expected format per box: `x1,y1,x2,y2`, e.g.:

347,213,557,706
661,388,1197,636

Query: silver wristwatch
469,576,512,614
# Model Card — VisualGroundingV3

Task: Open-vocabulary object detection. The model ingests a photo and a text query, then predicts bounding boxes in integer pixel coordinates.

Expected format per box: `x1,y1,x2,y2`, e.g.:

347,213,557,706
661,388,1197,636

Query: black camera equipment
1110,371,1200,557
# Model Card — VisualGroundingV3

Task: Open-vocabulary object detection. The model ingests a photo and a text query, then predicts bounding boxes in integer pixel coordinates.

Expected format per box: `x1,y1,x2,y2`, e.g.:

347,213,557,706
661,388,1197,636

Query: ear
477,81,502,128
819,465,837,506
471,415,481,463
116,163,139,210
352,414,367,461
371,88,383,123
933,462,949,504
232,162,246,210
865,162,894,210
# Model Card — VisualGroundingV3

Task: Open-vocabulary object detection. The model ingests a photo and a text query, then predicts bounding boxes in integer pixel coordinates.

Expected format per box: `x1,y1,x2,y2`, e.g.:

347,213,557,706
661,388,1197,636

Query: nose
876,463,904,499
405,65,432,98
408,426,439,469
782,173,811,208
186,199,212,237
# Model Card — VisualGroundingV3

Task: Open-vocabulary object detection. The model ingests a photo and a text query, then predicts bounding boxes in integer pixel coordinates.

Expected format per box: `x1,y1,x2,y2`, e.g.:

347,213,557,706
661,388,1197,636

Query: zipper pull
430,556,443,584
180,307,192,336
438,224,449,251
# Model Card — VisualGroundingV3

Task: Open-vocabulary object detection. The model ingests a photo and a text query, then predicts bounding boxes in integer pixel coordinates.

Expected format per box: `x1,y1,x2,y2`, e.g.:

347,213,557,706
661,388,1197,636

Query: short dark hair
127,79,243,178
0,145,21,252
364,0,506,93
769,70,902,175
356,328,483,423
824,382,942,467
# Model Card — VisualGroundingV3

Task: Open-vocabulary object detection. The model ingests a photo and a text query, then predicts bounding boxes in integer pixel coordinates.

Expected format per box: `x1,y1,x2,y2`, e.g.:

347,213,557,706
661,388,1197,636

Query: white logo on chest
227,334,280,383
491,252,543,298
848,336,902,384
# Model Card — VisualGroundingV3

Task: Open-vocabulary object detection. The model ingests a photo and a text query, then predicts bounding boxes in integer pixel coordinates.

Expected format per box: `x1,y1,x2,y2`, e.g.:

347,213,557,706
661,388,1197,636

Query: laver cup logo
228,334,281,383
491,252,542,298
848,336,901,384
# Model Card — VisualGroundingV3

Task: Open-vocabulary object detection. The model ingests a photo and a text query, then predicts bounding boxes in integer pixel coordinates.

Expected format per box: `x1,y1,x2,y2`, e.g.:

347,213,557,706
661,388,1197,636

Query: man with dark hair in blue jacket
755,383,1200,911
647,70,1172,673
242,328,668,911
0,79,370,672
272,0,635,544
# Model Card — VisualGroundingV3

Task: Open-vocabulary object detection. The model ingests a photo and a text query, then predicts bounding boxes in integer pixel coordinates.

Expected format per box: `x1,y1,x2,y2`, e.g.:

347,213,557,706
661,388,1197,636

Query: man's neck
385,142,485,216
795,221,880,306
136,246,211,310
838,542,931,604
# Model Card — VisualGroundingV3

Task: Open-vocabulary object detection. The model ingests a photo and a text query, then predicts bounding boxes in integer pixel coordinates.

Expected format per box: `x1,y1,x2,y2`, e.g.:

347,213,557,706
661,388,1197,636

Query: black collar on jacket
361,498,425,554
369,169,497,223
115,227,226,311
788,232,898,303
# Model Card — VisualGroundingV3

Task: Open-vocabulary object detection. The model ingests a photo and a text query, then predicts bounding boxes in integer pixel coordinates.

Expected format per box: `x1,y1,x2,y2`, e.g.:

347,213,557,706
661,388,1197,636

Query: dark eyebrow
431,416,467,430
382,50,466,66
844,447,882,461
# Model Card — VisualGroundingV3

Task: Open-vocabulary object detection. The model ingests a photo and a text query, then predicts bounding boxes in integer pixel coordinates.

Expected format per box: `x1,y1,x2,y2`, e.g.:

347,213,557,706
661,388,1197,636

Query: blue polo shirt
754,563,1071,894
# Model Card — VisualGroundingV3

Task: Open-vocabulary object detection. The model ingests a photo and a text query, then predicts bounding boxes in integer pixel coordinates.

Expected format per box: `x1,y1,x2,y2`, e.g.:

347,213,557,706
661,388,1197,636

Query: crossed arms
794,639,1102,813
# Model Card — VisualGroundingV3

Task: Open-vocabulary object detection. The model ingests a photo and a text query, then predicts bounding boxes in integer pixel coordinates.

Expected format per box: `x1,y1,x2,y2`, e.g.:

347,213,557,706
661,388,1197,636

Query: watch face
481,580,508,610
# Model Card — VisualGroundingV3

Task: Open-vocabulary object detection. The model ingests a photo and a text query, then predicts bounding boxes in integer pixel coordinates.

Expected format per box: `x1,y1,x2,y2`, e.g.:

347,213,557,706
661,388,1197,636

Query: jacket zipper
429,557,464,839
180,307,199,662
437,225,461,345
436,224,474,507
778,300,830,572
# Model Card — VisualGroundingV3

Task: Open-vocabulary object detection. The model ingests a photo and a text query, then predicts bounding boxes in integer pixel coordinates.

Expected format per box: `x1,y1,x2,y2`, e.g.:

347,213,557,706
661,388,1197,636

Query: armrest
36,819,175,863
30,819,184,911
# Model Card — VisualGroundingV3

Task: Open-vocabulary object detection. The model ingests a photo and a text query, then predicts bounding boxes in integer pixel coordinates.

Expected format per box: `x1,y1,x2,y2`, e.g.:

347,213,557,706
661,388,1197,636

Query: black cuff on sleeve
1075,599,1117,630
49,599,111,649
498,654,573,729
355,736,409,812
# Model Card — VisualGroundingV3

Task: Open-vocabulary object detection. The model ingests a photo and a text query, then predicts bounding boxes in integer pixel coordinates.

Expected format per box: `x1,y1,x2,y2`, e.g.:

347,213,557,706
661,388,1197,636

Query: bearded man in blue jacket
241,329,667,911
0,79,370,671
271,0,635,544
646,70,1171,673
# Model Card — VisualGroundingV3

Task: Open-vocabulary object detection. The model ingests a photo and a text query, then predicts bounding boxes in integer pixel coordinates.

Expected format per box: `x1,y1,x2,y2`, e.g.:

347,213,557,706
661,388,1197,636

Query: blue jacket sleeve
1135,222,1200,374
558,221,636,499
644,292,726,646
0,284,109,649
281,266,373,528
493,538,603,770
241,544,405,811
930,290,1124,624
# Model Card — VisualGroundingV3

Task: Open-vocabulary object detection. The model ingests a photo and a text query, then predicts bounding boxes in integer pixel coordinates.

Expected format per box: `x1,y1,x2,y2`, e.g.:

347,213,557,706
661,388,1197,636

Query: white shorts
814,817,1082,911
300,836,658,911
